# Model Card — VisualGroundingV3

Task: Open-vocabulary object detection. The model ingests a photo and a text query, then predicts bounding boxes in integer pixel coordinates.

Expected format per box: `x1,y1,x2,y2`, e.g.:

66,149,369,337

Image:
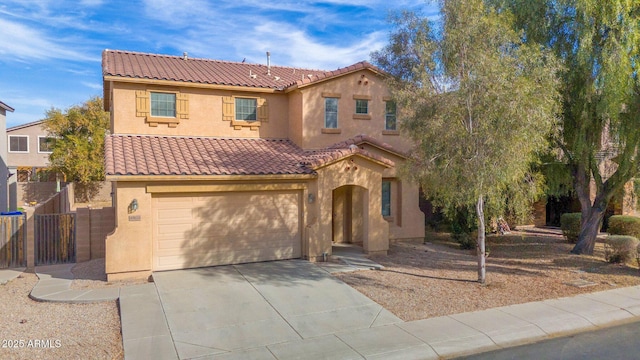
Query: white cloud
80,0,104,6
245,22,386,69
81,82,102,90
0,19,98,62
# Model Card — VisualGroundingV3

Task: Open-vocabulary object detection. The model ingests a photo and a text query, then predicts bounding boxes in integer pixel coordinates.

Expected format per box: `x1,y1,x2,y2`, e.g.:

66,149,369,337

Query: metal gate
0,214,27,268
35,213,76,266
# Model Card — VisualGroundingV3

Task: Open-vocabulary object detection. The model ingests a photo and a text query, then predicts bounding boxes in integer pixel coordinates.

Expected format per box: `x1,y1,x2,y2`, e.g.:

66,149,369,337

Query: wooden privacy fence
0,214,27,268
35,213,76,266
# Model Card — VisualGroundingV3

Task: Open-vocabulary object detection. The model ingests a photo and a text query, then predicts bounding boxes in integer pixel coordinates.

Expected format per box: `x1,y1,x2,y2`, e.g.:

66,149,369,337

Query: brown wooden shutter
176,93,189,119
257,98,268,122
222,96,234,121
136,90,150,117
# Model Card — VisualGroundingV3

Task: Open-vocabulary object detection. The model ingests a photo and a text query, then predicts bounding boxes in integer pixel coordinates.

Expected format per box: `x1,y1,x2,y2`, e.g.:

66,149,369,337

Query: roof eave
0,101,15,112
105,173,317,182
285,65,386,93
311,153,393,171
103,75,283,94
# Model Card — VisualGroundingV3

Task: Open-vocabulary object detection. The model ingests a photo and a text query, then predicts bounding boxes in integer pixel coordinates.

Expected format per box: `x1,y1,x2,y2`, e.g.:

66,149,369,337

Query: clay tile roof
302,146,395,169
103,50,329,90
105,134,395,177
105,135,314,176
327,134,407,158
102,50,384,90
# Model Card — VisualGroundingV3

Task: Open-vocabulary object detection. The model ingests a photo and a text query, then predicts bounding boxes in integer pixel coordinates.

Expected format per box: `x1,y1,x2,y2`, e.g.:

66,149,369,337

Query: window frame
8,135,29,153
355,99,369,115
235,97,258,122
150,91,177,118
324,97,339,129
385,100,397,131
382,180,391,217
37,136,56,153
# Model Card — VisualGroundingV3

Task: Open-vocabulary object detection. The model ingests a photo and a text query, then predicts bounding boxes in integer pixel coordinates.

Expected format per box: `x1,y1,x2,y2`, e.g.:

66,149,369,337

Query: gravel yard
335,228,640,321
0,272,123,360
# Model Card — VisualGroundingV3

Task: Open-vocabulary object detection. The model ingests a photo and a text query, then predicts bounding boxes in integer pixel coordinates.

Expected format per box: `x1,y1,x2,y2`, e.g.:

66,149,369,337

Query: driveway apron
152,259,401,359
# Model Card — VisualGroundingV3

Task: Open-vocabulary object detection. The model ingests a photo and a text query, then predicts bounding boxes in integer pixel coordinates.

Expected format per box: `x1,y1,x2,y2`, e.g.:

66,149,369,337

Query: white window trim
324,97,339,129
37,136,54,154
8,135,29,153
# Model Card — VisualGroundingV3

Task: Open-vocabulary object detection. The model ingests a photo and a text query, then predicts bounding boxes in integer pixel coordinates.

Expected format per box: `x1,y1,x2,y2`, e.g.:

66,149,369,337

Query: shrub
637,243,640,269
449,207,477,249
560,213,581,244
608,216,640,238
452,232,476,250
604,235,639,264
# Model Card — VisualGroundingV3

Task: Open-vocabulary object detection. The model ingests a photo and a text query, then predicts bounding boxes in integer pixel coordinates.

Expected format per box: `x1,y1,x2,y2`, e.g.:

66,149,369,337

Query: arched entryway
332,185,367,246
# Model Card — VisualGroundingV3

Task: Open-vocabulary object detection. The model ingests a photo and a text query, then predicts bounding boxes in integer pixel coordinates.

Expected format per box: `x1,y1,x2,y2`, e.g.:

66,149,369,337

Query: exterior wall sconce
128,199,138,214
308,194,315,203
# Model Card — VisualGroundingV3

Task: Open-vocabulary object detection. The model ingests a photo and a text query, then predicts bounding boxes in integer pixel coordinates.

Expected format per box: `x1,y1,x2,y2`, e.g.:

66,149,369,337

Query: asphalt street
458,319,640,360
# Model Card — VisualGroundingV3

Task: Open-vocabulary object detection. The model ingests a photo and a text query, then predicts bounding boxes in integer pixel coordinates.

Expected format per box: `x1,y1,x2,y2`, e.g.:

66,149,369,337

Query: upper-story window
9,135,28,153
325,98,338,129
150,92,176,117
235,98,257,121
385,101,397,130
38,136,56,153
136,90,188,128
355,99,368,115
352,95,372,120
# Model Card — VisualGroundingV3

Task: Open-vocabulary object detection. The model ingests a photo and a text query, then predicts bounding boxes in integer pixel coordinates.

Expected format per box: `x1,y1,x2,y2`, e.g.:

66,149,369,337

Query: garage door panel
156,208,193,222
154,191,301,271
157,223,192,236
194,232,300,250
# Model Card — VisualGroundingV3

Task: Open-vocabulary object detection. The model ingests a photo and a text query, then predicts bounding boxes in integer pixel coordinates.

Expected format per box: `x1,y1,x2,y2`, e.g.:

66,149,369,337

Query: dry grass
335,227,640,321
0,273,122,360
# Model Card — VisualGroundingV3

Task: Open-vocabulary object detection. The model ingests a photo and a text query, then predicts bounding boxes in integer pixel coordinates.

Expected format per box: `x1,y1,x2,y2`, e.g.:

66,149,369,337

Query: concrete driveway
123,260,401,359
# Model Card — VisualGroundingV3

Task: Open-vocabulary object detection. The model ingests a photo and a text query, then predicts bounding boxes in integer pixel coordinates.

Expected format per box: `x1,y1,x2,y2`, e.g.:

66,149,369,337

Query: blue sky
0,0,438,127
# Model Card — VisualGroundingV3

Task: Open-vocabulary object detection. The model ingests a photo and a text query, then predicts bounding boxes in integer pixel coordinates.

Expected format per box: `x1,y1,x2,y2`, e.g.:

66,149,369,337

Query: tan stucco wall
110,82,291,138
105,182,153,278
105,179,310,278
297,69,411,152
360,144,425,241
288,90,304,147
311,156,390,258
7,123,51,168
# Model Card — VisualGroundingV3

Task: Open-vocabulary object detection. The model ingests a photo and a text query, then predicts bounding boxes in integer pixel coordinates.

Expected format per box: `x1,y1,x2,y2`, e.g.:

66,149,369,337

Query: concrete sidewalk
118,262,640,359
28,264,120,303
191,285,640,359
3,264,640,359
0,267,25,284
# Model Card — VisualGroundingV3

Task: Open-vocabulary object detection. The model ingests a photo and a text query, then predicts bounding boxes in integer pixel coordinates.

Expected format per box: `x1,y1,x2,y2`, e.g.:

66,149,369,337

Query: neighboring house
102,50,425,280
6,120,60,205
0,101,15,211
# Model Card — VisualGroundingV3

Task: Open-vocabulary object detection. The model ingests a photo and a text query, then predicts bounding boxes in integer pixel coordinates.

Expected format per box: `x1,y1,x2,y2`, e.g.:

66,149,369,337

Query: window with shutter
222,95,267,130
176,93,189,119
135,90,150,117
257,98,268,122
137,89,187,127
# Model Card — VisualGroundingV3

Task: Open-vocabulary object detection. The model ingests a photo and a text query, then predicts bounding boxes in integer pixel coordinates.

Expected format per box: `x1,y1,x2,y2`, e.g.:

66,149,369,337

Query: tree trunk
571,203,606,255
570,163,606,255
476,194,486,284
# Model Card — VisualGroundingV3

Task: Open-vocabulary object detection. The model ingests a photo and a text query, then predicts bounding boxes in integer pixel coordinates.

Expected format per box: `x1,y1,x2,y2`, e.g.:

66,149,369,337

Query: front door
332,186,365,244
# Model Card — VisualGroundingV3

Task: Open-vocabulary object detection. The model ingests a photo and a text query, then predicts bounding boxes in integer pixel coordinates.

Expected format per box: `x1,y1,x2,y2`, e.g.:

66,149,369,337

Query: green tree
42,96,109,201
489,0,640,254
373,0,560,283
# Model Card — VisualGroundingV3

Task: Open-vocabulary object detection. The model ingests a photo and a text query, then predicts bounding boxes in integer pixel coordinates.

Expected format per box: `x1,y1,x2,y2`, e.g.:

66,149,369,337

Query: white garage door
153,191,302,271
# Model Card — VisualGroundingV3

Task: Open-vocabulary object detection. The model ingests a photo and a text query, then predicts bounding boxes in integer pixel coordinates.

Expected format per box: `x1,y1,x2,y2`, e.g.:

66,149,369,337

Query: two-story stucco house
102,50,424,280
